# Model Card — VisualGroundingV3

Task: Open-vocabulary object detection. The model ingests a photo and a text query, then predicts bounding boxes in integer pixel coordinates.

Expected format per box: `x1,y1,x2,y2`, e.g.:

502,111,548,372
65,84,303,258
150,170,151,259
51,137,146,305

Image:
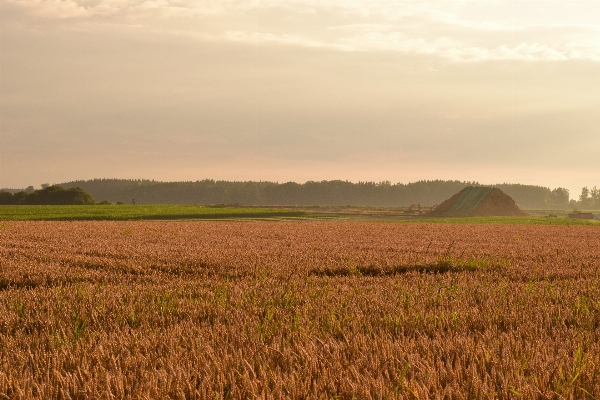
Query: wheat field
1,221,599,398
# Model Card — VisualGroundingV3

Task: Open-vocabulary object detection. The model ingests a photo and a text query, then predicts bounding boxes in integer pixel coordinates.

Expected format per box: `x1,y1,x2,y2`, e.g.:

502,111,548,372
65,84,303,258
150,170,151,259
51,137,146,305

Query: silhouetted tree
13,192,29,203
578,187,594,209
546,188,570,209
0,191,14,205
590,186,599,208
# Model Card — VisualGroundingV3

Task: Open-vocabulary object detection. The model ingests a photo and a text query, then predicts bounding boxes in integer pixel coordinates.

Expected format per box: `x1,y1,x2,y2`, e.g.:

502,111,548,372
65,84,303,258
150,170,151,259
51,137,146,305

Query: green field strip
0,205,307,221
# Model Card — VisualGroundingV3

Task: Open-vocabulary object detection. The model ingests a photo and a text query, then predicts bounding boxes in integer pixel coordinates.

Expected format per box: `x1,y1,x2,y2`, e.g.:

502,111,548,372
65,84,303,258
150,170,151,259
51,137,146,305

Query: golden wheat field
1,221,600,399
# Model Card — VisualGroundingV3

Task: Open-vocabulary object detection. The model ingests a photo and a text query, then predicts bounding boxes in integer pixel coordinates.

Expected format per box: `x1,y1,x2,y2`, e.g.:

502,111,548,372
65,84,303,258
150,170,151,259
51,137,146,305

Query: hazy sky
1,0,599,197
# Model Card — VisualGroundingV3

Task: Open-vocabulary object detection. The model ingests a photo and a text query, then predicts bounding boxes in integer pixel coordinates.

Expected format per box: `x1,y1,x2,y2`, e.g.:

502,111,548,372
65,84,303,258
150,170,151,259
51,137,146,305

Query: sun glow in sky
1,0,599,196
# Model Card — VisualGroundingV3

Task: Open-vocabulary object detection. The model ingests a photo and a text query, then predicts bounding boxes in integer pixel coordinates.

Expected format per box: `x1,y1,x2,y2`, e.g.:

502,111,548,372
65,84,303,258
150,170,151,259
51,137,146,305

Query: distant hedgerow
0,185,95,205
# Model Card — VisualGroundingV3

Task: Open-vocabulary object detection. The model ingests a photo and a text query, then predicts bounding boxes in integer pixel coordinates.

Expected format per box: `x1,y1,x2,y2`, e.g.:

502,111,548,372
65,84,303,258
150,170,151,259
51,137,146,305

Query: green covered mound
428,186,528,217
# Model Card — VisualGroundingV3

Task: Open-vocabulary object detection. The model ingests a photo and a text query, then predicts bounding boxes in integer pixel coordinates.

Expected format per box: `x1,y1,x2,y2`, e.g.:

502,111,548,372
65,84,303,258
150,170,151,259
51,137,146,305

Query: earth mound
428,186,527,217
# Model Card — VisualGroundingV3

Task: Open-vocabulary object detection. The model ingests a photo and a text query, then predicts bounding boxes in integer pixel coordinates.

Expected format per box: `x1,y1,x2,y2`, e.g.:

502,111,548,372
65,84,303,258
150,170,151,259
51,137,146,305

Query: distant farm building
427,186,527,217
568,212,594,220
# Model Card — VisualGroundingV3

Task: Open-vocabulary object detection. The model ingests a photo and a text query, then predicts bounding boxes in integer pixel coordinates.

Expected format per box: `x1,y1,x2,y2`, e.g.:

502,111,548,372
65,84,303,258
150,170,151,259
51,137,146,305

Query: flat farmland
1,221,600,399
0,205,307,221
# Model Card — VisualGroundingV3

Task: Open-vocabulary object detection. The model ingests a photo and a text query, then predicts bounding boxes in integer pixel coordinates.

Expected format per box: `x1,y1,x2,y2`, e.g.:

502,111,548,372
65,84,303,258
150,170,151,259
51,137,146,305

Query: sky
1,0,599,198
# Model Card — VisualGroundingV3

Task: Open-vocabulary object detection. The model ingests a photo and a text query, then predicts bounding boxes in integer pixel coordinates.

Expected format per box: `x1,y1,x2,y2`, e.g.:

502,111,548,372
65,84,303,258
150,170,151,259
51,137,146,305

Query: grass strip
0,205,307,221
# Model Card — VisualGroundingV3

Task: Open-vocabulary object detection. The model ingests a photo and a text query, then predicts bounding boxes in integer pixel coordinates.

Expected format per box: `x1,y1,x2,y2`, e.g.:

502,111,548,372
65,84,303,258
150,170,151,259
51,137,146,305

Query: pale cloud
222,31,354,51
6,0,88,19
3,0,599,62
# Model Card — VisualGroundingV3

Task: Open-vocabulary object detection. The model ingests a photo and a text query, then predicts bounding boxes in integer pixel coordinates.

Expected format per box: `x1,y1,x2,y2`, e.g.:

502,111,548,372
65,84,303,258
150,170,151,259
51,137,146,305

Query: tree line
2,179,596,209
32,178,593,209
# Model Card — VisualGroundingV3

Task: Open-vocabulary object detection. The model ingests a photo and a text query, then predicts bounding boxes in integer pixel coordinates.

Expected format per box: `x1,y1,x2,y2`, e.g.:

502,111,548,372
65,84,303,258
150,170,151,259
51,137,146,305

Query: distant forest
21,178,591,209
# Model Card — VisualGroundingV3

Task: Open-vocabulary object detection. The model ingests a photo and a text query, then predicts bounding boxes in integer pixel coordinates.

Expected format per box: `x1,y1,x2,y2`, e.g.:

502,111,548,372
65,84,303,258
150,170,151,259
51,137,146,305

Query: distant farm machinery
402,203,438,215
404,204,422,214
